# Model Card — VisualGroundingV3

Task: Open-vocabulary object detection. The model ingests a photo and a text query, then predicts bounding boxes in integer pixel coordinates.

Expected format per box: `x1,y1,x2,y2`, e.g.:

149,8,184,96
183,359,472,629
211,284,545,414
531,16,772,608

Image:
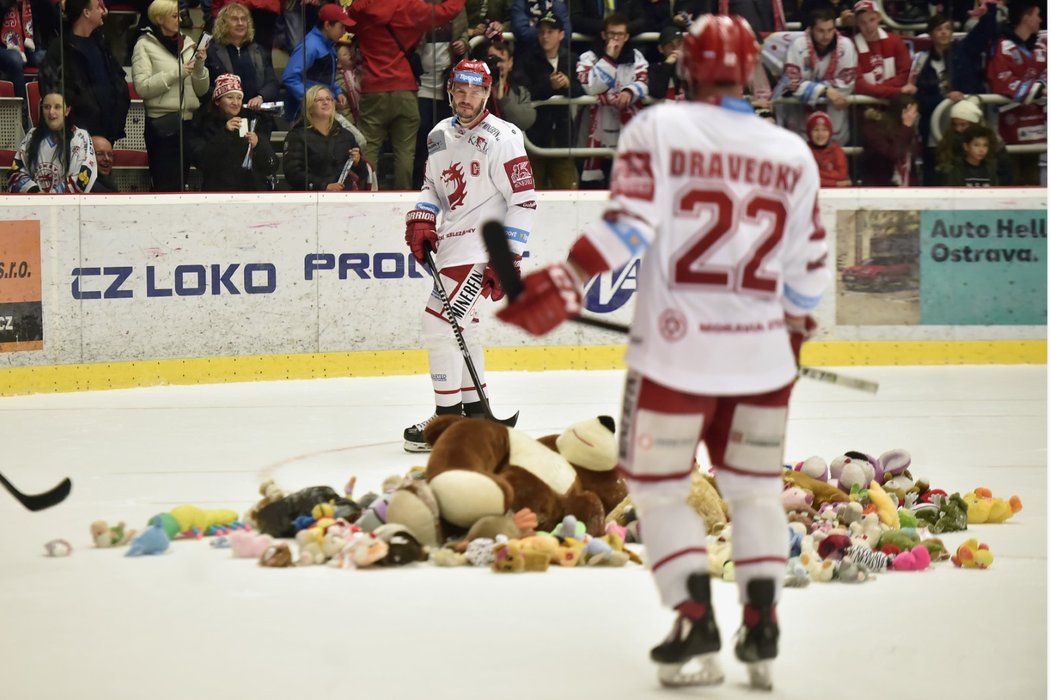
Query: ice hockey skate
403,414,438,453
734,578,779,691
650,573,724,688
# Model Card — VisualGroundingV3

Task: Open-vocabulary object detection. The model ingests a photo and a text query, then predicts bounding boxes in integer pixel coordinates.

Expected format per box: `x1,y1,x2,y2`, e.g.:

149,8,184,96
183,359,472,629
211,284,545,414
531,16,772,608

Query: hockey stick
481,221,879,395
423,245,519,427
0,472,72,511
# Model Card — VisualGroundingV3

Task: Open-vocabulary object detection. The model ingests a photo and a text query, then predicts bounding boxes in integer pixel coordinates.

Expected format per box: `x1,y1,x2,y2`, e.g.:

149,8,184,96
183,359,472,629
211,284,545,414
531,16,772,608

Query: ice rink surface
0,365,1045,700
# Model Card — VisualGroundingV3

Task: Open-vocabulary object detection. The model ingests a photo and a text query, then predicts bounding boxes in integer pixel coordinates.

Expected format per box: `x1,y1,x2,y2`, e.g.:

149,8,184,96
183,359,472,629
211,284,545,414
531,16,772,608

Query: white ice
0,366,1045,700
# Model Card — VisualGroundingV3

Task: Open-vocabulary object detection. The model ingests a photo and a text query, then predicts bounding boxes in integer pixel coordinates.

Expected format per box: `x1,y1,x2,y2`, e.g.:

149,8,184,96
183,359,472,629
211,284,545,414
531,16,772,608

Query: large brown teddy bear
423,415,621,536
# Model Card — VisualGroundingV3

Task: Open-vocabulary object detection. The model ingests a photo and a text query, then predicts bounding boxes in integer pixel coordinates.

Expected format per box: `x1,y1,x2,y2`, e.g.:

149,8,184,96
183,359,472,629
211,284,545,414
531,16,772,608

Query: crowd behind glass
1,0,1045,194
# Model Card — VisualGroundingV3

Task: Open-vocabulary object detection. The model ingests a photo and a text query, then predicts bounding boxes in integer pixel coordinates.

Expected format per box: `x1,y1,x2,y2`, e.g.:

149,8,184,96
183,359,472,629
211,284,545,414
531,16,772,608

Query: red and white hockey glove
496,263,583,336
405,209,438,264
787,314,817,367
482,256,520,302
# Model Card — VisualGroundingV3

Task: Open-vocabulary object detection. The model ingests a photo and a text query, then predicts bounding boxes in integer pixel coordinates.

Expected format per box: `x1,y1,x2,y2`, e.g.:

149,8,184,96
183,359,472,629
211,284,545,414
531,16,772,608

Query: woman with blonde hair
131,0,209,191
205,2,279,123
282,85,374,191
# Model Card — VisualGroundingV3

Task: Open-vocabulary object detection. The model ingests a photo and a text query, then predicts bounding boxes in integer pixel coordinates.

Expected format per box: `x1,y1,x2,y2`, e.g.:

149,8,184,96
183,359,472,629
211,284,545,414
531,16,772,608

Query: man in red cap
281,2,355,122
496,15,828,691
347,0,466,190
852,0,914,99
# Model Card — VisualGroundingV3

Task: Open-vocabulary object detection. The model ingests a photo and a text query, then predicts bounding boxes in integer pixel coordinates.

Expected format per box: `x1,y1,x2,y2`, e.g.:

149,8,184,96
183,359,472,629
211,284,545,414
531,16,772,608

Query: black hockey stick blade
0,472,72,511
424,245,518,427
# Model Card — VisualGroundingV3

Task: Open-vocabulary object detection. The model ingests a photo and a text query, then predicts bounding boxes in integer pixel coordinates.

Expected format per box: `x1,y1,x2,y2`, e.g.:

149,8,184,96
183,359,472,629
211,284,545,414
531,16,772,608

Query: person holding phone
282,85,374,191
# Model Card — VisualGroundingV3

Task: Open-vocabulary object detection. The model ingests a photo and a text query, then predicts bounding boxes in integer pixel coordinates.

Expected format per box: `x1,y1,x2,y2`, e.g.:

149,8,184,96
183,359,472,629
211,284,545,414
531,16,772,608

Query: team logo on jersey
469,134,488,153
584,258,639,313
658,308,687,342
503,156,534,193
427,131,447,154
610,151,654,201
471,160,480,176
442,162,468,210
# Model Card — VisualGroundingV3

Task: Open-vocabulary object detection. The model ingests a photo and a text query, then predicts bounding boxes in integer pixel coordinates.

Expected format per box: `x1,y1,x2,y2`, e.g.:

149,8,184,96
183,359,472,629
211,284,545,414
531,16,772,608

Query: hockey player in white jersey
403,58,537,452
496,15,828,690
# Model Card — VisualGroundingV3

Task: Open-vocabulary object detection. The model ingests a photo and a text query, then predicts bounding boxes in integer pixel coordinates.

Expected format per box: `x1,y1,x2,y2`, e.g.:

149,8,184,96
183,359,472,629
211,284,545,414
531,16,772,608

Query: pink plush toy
891,544,931,571
230,531,274,559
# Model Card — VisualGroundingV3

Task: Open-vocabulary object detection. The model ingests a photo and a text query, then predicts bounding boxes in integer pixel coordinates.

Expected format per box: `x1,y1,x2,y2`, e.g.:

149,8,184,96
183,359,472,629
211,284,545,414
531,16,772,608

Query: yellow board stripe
0,340,1043,396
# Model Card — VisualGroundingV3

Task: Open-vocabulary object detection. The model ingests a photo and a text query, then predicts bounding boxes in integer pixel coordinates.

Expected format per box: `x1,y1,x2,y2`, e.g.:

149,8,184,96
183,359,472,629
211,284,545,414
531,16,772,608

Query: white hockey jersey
773,33,858,144
575,99,829,395
9,127,97,194
415,110,537,267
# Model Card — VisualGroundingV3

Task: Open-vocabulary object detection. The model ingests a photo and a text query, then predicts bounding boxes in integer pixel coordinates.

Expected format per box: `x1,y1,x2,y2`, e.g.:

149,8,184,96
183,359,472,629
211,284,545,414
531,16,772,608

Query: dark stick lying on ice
481,220,878,395
0,472,72,511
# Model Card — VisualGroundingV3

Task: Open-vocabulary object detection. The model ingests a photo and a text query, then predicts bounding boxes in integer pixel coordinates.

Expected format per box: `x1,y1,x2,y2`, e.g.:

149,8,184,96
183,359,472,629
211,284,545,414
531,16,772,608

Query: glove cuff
406,208,436,225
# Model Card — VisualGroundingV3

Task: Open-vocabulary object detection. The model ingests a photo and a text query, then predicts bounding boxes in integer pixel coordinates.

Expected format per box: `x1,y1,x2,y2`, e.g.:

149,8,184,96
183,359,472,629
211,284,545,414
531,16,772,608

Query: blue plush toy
126,525,170,556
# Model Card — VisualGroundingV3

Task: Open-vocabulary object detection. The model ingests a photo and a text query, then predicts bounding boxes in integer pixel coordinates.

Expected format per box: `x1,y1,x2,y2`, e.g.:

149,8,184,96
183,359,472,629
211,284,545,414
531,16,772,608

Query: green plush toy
876,529,920,553
914,492,969,533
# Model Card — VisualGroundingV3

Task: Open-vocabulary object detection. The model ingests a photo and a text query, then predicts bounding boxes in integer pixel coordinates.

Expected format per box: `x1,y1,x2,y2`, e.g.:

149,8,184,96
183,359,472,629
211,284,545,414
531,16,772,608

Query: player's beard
456,99,485,126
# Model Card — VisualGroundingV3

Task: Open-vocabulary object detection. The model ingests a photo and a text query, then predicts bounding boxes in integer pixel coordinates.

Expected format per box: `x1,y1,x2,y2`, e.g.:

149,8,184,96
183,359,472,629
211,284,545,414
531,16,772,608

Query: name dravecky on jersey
669,150,802,194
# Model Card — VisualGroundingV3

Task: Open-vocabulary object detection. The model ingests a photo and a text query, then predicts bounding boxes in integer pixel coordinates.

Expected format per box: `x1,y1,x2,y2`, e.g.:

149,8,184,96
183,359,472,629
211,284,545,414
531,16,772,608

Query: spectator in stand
944,123,998,186
576,12,649,187
188,73,278,190
851,0,914,100
648,25,686,101
205,4,280,112
346,0,465,191
510,0,570,51
773,7,857,144
28,0,61,63
282,85,374,191
985,0,1046,185
412,3,468,188
857,94,919,186
912,6,998,185
0,1,30,110
335,36,363,127
9,90,97,193
934,97,1012,184
480,39,537,130
460,0,510,48
89,135,118,192
518,9,581,189
40,0,130,145
806,111,851,186
282,3,353,123
132,0,210,192
571,0,644,40
210,0,281,53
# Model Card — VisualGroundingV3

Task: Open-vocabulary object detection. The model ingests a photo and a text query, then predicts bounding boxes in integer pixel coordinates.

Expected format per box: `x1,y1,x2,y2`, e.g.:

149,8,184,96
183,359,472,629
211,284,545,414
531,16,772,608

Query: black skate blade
657,653,724,688
494,411,519,428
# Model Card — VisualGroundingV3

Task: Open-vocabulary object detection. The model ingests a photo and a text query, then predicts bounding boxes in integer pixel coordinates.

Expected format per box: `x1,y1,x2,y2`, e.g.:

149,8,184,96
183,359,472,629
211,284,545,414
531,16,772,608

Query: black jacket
205,41,280,103
40,31,131,143
187,106,278,191
282,120,370,191
519,44,583,149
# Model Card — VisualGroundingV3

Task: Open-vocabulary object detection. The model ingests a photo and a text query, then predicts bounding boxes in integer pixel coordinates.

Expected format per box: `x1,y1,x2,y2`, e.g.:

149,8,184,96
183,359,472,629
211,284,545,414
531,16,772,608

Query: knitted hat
949,98,983,124
806,111,833,137
213,73,243,102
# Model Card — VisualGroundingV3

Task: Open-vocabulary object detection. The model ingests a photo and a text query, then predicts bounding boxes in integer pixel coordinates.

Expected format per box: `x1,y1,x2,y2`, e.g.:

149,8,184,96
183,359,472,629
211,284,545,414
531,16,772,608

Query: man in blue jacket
282,3,355,121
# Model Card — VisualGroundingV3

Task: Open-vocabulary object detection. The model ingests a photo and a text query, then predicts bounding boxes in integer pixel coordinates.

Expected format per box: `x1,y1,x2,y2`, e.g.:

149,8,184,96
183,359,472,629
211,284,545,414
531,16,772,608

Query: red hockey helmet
447,59,493,93
679,15,759,88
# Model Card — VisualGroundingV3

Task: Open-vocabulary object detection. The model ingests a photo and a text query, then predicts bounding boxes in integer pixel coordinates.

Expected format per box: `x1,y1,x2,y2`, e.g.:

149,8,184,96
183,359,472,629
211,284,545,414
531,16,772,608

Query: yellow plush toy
951,538,993,569
491,539,551,572
963,488,1023,524
150,505,243,539
866,481,901,529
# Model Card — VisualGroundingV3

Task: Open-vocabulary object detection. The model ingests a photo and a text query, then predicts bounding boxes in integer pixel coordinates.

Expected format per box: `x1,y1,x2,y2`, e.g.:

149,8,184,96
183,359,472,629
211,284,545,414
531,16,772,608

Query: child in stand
806,111,851,187
945,124,998,187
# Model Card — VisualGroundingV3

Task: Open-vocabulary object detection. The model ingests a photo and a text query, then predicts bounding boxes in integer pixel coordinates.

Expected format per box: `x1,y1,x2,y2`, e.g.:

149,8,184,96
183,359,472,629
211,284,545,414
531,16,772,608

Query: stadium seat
26,80,38,128
113,149,148,167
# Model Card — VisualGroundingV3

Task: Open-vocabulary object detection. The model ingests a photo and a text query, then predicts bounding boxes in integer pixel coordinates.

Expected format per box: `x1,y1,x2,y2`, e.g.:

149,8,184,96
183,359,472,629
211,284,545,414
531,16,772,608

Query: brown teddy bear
423,415,615,536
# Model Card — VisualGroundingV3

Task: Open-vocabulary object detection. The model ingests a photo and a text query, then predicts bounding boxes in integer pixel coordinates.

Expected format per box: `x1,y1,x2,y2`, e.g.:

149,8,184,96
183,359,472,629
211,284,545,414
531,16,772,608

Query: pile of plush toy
65,415,1021,581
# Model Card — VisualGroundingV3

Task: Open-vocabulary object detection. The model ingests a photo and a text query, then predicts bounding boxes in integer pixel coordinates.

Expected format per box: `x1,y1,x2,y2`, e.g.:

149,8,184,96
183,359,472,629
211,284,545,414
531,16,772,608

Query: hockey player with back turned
403,58,538,452
495,15,828,690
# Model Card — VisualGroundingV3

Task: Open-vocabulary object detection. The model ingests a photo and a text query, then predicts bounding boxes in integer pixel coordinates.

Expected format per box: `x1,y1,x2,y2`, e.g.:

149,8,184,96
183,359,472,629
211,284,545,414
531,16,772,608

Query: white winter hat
949,98,983,124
